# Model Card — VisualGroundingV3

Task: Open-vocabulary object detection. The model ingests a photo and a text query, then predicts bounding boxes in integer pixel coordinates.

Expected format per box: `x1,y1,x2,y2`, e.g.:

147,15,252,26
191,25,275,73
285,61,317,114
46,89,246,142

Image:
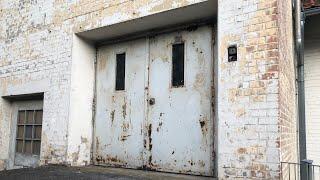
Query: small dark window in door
116,53,126,91
172,43,184,87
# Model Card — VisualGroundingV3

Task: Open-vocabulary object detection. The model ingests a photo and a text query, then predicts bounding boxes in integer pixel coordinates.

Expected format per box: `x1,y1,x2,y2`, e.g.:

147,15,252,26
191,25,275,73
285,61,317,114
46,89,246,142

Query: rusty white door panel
94,38,147,168
95,26,214,176
146,26,214,176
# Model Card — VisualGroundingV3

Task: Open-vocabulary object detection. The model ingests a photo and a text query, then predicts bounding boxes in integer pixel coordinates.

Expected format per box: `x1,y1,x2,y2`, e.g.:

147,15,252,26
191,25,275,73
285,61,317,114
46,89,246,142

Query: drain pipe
294,0,307,176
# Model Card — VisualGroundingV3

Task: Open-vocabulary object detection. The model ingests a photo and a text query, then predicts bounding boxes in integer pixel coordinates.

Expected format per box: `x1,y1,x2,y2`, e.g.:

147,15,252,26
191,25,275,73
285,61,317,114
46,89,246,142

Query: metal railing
281,161,320,180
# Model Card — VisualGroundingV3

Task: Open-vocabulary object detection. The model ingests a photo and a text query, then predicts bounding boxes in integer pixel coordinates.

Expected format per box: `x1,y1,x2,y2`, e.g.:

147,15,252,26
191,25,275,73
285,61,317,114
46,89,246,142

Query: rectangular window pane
26,110,34,124
16,140,23,153
172,43,184,87
18,111,25,124
34,126,42,139
24,140,32,154
34,110,43,124
16,109,43,155
25,126,33,139
17,126,24,139
33,141,41,155
116,53,125,91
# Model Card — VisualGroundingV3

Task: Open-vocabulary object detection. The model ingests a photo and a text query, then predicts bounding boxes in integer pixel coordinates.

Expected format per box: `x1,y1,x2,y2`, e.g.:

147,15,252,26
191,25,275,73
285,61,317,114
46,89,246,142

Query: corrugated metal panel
305,38,320,166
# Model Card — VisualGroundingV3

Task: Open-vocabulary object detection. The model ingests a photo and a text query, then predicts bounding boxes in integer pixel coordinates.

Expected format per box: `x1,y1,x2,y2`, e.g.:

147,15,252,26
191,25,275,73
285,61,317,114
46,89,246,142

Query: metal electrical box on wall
228,45,237,62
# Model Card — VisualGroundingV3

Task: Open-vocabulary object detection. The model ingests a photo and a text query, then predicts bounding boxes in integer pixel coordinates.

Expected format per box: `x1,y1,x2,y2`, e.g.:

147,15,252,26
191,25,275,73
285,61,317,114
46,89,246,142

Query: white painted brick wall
217,0,296,178
305,38,320,165
0,0,298,179
0,0,209,170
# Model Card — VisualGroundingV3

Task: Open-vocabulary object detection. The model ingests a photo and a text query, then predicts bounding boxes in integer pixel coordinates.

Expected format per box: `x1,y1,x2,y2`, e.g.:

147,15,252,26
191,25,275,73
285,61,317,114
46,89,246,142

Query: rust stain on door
94,26,214,176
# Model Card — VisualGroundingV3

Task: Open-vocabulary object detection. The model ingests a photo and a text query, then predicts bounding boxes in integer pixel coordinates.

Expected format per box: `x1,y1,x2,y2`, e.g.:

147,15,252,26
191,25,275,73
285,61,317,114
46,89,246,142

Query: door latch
149,98,155,105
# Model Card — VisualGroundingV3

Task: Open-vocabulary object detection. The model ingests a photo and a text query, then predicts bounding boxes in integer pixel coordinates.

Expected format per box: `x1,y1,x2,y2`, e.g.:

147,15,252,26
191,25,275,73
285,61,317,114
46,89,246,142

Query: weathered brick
0,0,298,179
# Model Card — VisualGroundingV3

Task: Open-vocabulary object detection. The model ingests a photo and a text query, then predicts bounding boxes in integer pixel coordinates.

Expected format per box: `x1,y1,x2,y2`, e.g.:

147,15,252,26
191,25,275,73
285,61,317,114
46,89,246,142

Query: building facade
304,0,320,177
0,0,303,179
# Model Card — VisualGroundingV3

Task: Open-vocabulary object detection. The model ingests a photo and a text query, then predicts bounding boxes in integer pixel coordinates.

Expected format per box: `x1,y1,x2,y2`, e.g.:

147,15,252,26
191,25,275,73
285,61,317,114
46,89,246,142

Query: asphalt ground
0,165,215,180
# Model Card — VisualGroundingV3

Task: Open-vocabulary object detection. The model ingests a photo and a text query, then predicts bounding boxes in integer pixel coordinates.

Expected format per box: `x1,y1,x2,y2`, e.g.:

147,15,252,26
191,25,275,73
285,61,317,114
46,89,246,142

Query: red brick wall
277,0,298,178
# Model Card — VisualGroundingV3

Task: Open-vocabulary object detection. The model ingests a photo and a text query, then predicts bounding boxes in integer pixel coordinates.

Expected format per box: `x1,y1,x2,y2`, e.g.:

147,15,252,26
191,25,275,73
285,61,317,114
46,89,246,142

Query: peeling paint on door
146,26,214,176
95,26,214,176
94,38,147,168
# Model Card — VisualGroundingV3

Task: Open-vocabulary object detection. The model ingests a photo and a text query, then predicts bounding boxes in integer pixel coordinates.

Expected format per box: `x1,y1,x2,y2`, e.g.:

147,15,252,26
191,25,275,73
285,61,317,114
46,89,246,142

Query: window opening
116,53,126,91
16,110,42,155
172,43,185,87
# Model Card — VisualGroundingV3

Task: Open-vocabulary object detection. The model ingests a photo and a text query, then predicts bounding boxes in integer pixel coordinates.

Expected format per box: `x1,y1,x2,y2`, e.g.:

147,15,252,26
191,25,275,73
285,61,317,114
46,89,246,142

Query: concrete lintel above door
77,0,217,45
2,93,44,102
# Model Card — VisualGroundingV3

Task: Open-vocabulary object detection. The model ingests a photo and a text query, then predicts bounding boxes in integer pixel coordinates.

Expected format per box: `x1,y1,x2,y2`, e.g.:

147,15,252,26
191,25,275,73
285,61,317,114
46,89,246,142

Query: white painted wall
305,38,320,166
0,0,215,170
67,35,95,166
